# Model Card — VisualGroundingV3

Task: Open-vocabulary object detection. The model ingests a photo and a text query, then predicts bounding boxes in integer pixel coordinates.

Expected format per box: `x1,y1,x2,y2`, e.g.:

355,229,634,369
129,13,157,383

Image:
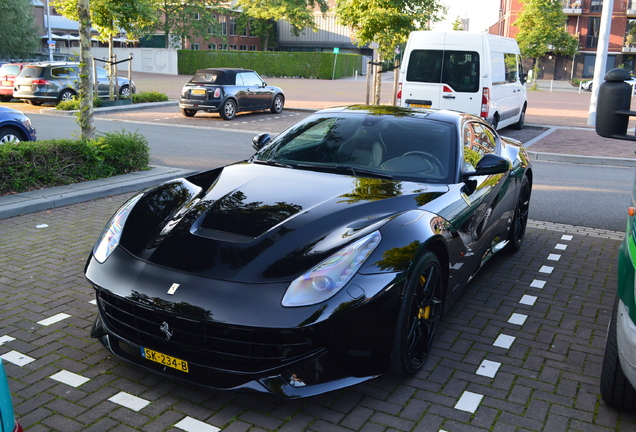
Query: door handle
443,95,455,99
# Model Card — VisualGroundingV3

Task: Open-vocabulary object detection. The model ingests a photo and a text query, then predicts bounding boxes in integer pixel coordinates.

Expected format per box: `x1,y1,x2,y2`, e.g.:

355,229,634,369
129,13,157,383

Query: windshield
254,113,457,183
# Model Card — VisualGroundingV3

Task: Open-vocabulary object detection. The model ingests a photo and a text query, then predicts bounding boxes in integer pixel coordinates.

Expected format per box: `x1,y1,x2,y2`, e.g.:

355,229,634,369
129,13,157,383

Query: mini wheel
271,94,284,114
220,99,236,120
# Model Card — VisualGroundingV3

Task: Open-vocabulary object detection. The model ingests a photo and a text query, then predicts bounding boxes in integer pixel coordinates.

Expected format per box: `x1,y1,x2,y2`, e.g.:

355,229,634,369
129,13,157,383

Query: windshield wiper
252,159,294,169
295,163,393,180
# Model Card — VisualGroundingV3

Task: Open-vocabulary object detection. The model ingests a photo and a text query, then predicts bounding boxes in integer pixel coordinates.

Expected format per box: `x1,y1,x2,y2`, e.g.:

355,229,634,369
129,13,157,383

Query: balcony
623,45,636,53
628,2,636,16
562,0,582,14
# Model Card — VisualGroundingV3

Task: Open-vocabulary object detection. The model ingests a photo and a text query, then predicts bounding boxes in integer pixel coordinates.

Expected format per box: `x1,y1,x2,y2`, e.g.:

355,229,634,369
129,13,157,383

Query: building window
240,45,247,50
229,44,237,50
208,43,217,50
582,53,616,77
590,0,603,12
220,16,227,36
191,12,200,20
221,43,228,50
587,17,600,48
249,20,257,38
250,45,257,51
229,17,237,36
208,16,217,35
191,43,200,50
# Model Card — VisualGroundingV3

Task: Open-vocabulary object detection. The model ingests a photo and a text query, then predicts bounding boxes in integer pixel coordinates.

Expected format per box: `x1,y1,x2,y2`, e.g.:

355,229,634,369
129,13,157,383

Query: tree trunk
77,0,94,140
532,58,540,91
373,53,382,105
108,33,115,101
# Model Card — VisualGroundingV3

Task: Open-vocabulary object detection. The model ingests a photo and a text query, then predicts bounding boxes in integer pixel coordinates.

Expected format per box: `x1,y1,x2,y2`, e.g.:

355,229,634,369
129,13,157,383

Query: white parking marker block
476,359,501,378
547,254,561,261
508,313,527,325
493,334,516,349
175,417,221,432
1,351,35,366
455,391,483,413
89,299,97,305
539,266,554,274
50,370,90,388
0,336,15,345
520,295,537,306
109,392,150,412
37,313,71,326
530,279,546,289
561,235,573,241
555,244,568,250
36,224,49,229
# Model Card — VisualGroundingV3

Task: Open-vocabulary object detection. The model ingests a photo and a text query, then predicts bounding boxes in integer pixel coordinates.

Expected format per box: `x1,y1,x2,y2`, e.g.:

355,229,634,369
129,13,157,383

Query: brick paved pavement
1,193,635,431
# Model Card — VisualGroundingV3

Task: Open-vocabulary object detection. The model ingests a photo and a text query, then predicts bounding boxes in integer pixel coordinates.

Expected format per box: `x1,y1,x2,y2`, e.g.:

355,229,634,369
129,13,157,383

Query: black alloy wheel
600,296,636,410
220,99,236,120
271,94,284,114
392,251,444,376
504,175,531,254
181,108,196,117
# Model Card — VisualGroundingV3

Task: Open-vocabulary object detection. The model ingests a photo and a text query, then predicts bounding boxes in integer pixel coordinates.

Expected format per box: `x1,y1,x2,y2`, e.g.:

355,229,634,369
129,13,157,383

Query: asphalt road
27,111,633,232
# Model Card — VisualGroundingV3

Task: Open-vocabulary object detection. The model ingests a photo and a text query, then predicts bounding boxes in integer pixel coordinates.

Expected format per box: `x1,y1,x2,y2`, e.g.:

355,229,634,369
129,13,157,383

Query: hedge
0,130,150,195
178,50,362,79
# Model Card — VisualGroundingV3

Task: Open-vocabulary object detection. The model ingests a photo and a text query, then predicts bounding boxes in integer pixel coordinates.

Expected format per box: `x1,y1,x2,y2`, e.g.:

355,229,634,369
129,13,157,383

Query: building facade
489,0,636,80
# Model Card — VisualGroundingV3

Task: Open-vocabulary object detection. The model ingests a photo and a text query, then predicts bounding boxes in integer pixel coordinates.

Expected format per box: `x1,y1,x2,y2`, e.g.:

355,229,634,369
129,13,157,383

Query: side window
234,74,244,86
442,51,480,93
490,52,506,85
240,72,262,87
96,68,109,79
504,53,518,83
51,67,68,78
406,49,443,83
463,122,497,170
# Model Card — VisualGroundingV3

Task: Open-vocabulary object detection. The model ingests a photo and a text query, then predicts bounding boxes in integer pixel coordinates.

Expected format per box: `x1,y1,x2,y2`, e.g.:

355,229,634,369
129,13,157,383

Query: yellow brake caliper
417,275,430,320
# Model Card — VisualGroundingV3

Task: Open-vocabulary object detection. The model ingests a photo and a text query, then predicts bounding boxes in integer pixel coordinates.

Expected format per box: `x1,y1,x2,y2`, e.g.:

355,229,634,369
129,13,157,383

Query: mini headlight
93,193,143,263
282,231,381,307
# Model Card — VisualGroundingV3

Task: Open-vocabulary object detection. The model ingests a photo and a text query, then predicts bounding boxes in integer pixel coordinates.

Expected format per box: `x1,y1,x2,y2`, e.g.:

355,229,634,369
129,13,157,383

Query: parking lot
0,191,633,431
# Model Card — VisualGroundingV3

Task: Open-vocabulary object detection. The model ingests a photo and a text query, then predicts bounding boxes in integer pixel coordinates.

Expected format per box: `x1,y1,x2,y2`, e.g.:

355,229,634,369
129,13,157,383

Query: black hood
120,163,447,282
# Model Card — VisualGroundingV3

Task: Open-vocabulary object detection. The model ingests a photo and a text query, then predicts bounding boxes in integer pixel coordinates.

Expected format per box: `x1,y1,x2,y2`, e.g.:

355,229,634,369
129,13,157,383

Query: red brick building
489,0,636,80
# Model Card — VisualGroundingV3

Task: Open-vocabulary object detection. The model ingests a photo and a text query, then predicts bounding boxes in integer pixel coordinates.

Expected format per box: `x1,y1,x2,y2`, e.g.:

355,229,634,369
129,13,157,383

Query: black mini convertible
86,105,532,398
179,68,285,120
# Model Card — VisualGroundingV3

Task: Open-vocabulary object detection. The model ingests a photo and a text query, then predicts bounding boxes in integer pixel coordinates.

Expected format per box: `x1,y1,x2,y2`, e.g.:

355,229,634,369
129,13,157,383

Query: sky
432,0,501,33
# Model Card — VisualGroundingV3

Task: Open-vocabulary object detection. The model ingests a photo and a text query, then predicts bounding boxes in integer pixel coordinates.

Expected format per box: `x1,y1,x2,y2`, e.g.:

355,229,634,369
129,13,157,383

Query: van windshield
406,50,480,93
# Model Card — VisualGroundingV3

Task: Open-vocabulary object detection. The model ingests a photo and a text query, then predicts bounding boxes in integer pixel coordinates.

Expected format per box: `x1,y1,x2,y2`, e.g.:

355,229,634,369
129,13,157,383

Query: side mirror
252,133,271,151
262,82,267,87
520,73,527,85
462,153,510,180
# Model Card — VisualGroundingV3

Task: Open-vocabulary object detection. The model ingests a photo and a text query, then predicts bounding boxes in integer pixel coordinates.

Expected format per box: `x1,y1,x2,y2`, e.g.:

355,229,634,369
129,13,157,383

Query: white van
396,31,527,130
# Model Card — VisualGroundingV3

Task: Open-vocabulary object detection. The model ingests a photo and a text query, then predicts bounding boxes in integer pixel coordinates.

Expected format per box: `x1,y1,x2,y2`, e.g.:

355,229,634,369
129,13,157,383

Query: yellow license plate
410,103,431,108
2,81,10,86
141,347,189,372
191,89,206,95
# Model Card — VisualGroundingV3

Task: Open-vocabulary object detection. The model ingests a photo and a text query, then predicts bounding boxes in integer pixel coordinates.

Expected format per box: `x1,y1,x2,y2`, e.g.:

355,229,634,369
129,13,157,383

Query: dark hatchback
179,68,284,120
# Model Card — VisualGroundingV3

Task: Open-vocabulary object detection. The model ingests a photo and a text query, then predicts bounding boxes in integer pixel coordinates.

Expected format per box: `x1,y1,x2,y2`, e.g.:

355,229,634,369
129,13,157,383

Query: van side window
406,49,480,93
504,53,518,83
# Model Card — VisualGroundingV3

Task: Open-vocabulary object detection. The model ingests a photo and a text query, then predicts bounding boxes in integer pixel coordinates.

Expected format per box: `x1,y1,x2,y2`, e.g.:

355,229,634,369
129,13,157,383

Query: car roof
196,68,254,74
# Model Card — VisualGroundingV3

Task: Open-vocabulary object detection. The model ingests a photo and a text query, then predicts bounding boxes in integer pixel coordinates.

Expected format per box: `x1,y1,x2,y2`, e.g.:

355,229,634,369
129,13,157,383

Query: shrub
0,130,150,195
56,96,102,110
133,91,169,103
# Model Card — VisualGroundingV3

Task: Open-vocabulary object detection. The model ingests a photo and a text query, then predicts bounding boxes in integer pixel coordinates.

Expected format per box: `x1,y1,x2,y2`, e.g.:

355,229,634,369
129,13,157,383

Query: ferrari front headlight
93,193,143,263
282,231,381,307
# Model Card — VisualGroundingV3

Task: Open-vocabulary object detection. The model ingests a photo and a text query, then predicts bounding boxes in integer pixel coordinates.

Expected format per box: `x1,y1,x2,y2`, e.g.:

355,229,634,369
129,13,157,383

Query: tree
514,0,579,89
151,0,224,49
452,16,463,31
77,0,94,140
53,0,156,99
0,0,40,59
235,0,329,38
336,0,446,104
237,16,277,51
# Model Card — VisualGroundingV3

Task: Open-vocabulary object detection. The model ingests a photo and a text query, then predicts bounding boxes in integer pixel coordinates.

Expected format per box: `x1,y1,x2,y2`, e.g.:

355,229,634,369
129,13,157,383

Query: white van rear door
402,50,443,109
437,50,481,115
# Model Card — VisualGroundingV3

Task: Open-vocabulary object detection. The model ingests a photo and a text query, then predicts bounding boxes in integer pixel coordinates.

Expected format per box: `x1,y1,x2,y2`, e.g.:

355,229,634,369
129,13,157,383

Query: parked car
85,105,532,398
179,68,284,120
0,63,29,102
0,107,36,143
582,76,636,91
12,62,135,105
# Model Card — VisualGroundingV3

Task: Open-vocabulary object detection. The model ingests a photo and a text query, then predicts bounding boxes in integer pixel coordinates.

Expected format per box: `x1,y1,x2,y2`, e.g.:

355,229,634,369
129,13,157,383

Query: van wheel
491,115,499,130
512,107,525,130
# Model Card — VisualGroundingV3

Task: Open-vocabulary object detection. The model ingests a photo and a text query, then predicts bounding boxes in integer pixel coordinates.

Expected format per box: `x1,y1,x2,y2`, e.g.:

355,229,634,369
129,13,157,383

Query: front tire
391,251,444,376
220,99,236,120
601,297,636,410
0,128,25,144
271,94,284,114
119,85,131,98
504,175,531,254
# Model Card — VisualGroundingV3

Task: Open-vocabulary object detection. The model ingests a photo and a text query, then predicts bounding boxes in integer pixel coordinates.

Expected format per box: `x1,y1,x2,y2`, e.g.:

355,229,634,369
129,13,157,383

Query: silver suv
13,62,135,105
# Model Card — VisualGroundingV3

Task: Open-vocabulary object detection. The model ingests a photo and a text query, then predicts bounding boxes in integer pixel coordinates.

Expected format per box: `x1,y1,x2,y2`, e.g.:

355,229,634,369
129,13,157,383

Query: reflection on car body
86,105,532,398
179,68,285,120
